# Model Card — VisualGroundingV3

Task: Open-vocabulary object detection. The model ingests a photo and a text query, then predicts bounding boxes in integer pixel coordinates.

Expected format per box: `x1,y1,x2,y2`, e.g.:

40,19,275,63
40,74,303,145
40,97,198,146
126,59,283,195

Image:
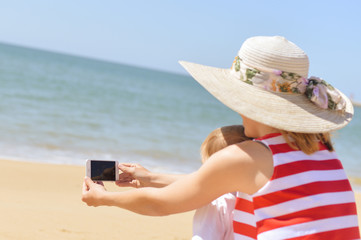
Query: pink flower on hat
273,70,282,76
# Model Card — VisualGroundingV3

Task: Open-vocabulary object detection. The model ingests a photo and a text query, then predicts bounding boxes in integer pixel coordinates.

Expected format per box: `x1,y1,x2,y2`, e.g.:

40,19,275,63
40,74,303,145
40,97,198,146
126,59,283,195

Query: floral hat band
231,56,346,112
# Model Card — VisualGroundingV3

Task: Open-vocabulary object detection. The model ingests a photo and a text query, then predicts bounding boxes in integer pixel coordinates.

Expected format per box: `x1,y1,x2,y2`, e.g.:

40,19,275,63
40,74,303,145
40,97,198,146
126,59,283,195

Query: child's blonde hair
280,131,334,155
200,125,251,162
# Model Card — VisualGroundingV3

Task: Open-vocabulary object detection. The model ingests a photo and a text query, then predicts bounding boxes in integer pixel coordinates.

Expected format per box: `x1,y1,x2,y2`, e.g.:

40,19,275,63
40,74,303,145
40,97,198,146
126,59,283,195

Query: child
82,36,359,239
193,125,251,240
116,125,251,240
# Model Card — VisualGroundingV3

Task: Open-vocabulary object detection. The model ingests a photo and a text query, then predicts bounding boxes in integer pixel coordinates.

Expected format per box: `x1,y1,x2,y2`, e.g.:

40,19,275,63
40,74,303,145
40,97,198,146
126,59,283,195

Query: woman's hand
116,163,185,188
116,163,151,188
81,177,107,207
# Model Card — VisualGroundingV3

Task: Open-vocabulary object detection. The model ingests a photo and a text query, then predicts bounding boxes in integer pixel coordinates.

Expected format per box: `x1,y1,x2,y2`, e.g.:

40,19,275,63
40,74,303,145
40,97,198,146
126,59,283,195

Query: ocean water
0,43,360,186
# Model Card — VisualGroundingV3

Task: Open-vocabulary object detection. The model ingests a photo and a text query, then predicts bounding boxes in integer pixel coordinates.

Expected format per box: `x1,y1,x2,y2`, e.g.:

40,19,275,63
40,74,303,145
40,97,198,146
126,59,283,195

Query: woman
82,36,359,239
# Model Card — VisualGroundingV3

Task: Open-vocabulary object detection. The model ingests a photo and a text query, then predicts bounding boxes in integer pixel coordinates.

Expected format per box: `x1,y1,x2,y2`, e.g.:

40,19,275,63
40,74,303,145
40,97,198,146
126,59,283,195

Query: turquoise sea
1,43,360,187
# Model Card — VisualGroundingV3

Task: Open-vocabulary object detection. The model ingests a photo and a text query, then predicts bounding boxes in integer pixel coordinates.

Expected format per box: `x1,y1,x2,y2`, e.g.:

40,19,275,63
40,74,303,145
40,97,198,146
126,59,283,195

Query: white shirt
192,193,236,240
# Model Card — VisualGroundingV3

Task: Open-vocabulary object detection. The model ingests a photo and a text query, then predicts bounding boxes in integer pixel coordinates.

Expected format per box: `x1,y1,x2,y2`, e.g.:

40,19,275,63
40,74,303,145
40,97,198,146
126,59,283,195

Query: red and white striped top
233,133,360,240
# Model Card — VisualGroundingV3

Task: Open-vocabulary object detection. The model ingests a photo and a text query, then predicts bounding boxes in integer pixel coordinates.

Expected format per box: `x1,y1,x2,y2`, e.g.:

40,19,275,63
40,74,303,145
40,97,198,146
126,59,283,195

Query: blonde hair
200,125,251,162
280,131,334,155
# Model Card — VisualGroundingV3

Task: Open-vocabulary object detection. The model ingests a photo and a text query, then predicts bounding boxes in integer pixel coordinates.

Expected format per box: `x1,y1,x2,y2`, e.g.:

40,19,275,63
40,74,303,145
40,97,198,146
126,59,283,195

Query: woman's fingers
118,163,135,174
82,180,89,193
81,177,107,206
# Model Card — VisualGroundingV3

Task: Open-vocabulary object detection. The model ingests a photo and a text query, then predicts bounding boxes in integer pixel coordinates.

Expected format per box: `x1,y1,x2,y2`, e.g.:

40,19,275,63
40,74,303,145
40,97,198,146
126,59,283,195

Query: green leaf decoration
235,57,240,72
279,85,289,92
292,88,301,94
327,93,336,110
246,68,260,81
244,79,253,85
305,87,313,100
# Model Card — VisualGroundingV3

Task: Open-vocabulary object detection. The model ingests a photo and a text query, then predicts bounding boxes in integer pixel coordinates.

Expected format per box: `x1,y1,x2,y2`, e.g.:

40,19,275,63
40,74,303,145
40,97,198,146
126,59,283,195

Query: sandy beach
0,159,194,240
1,159,361,240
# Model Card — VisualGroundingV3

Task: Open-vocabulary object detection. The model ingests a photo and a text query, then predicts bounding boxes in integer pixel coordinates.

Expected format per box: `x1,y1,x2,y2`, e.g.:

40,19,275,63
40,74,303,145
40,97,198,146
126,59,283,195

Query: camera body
86,159,119,181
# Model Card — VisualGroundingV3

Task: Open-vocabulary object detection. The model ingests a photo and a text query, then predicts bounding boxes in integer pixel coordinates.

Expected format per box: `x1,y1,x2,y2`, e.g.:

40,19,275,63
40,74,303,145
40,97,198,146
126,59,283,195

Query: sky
1,0,361,101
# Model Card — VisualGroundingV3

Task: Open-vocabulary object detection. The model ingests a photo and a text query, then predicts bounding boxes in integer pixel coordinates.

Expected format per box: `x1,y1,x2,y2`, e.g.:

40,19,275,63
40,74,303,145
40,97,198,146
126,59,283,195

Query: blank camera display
91,161,116,181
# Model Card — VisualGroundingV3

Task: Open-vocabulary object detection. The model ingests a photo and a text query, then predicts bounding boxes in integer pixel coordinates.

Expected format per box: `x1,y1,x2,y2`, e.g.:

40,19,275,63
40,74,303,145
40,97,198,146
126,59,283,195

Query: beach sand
1,159,361,240
0,159,194,240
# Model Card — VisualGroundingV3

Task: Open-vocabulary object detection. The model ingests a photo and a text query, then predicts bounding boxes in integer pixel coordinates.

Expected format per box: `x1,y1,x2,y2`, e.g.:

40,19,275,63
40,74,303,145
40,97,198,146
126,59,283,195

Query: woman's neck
241,115,280,138
255,124,280,138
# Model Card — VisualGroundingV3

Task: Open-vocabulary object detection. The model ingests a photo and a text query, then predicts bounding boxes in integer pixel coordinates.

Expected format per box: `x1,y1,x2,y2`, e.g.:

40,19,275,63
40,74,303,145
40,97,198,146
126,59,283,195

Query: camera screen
90,160,116,181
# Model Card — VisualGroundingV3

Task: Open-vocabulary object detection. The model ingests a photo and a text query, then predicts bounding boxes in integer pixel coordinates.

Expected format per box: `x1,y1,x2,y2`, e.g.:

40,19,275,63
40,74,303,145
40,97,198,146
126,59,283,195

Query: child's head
200,125,251,163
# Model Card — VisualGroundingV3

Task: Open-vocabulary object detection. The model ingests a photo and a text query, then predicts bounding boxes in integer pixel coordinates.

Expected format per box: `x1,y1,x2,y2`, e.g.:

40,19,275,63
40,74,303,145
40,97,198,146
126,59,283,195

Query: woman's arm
82,141,273,216
116,163,187,188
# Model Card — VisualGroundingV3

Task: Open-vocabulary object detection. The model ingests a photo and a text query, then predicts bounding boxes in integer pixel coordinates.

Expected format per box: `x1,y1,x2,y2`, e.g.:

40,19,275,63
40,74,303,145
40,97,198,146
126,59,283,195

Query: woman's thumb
84,176,95,186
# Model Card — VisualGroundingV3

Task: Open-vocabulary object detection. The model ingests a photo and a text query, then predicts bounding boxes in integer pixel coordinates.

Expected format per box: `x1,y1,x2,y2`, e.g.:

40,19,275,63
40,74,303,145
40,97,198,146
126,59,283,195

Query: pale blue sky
1,0,361,101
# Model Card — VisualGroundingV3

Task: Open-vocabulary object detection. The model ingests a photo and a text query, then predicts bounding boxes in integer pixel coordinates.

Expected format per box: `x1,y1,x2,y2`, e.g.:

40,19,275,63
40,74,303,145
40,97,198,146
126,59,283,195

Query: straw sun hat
179,36,353,133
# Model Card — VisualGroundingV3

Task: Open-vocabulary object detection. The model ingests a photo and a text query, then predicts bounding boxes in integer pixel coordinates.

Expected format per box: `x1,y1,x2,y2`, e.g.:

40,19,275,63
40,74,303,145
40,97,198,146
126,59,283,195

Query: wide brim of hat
179,61,354,133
